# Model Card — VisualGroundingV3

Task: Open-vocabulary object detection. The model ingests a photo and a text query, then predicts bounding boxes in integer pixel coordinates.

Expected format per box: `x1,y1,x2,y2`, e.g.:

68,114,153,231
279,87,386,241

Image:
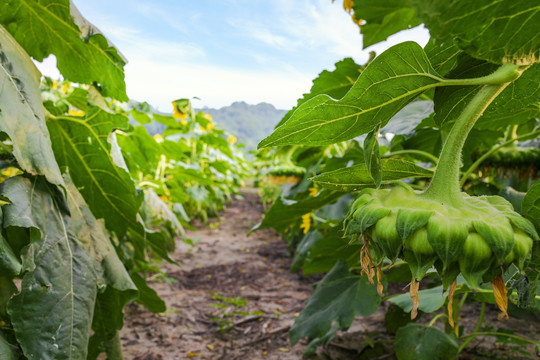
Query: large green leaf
277,57,364,128
352,0,421,48
2,176,97,360
250,190,345,233
64,173,137,359
410,0,540,65
259,42,444,148
310,159,432,191
0,0,127,100
434,55,539,129
63,173,135,290
290,261,380,346
424,38,461,76
394,323,458,360
47,108,141,236
0,25,63,185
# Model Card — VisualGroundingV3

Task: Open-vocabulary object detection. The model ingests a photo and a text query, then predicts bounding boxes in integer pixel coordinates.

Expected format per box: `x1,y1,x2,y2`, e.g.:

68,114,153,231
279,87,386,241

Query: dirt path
118,189,540,360
120,189,314,360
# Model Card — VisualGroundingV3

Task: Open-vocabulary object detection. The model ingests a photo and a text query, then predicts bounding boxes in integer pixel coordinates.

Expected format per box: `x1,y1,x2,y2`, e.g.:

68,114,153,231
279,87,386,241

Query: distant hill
200,101,287,151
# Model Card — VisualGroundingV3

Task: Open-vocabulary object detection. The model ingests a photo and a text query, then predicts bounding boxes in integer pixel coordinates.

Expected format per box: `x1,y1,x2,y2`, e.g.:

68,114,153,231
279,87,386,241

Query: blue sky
38,0,429,111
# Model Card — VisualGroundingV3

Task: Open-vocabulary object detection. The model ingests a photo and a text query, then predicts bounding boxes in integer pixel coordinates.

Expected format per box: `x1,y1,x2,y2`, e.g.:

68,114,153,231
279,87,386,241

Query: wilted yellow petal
206,344,215,351
410,278,419,320
308,187,318,197
278,348,290,352
491,274,509,320
186,352,199,358
447,279,457,328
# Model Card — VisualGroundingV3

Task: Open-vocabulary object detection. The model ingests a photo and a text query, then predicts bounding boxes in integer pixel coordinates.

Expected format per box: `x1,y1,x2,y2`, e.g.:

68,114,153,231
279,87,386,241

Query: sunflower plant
256,0,540,358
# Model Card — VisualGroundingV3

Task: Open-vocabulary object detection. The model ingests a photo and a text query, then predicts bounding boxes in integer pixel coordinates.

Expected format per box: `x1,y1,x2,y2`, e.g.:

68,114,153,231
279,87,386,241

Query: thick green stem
422,65,519,205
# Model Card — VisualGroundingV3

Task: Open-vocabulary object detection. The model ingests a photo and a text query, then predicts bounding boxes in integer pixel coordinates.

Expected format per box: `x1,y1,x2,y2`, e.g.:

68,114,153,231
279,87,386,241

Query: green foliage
255,0,540,356
0,3,250,358
394,323,458,360
290,261,381,356
0,0,128,100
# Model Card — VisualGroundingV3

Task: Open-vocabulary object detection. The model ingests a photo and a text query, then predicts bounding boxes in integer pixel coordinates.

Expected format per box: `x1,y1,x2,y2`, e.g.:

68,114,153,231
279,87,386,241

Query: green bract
345,183,538,288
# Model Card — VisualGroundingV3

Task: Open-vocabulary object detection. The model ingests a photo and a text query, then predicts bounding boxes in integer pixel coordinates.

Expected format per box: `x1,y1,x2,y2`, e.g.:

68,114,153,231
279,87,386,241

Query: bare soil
118,189,540,360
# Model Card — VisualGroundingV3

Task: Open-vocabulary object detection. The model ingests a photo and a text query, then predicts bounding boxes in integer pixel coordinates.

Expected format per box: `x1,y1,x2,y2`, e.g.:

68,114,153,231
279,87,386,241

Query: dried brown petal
447,279,457,328
410,278,420,320
491,274,509,320
376,265,383,297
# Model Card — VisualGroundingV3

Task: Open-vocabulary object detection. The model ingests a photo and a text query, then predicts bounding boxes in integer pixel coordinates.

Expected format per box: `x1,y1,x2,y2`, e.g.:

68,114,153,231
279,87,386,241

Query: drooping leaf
276,57,365,128
0,25,63,186
47,108,141,236
87,287,137,360
250,190,345,233
2,176,97,360
259,42,444,148
364,122,382,188
394,323,458,360
130,272,166,313
63,173,135,290
0,0,128,99
351,0,421,48
310,159,432,191
410,0,540,65
290,261,380,346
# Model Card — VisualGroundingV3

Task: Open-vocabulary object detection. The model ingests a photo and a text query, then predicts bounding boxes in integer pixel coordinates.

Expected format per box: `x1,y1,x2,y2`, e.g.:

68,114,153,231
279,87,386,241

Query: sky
36,0,430,112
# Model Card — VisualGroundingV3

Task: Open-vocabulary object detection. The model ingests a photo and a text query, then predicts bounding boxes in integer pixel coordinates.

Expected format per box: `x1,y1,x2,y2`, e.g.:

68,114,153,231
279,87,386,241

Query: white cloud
123,58,312,111
36,0,431,112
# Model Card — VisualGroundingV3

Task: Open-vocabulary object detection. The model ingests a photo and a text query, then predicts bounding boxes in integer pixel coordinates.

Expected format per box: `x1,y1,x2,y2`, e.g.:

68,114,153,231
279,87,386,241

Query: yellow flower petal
227,135,237,145
206,121,214,131
68,109,85,116
308,187,318,197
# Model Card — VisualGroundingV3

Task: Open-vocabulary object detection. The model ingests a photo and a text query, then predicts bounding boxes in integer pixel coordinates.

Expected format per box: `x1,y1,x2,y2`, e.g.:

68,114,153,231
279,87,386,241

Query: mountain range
200,101,287,151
